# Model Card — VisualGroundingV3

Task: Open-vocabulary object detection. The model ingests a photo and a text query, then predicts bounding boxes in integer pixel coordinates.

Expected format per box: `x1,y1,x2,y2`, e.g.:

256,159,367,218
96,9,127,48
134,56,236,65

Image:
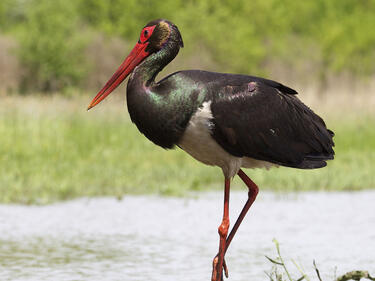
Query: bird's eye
140,25,156,43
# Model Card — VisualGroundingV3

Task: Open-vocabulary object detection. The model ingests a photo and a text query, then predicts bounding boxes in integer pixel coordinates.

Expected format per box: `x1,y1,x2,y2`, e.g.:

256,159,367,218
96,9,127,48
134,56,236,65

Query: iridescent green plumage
127,20,204,148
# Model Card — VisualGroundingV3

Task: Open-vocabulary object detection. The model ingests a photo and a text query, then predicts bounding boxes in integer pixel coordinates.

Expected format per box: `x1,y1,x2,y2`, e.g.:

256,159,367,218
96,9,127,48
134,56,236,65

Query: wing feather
210,81,334,169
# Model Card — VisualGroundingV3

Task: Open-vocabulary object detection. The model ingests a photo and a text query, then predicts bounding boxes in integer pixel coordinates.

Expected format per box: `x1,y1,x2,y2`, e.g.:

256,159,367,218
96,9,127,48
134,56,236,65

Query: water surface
0,191,374,281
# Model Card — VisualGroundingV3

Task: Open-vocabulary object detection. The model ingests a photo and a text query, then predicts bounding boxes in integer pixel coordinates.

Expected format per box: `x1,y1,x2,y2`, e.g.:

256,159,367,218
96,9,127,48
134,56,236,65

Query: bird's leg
212,170,259,280
211,178,231,281
224,169,259,253
212,169,259,279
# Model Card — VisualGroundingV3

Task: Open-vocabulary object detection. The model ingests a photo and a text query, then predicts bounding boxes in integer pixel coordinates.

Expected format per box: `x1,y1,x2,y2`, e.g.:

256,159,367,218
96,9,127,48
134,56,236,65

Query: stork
88,19,335,281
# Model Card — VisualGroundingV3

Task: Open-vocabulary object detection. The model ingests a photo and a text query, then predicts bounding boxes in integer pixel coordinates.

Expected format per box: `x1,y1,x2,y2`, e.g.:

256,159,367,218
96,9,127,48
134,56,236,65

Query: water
0,191,374,281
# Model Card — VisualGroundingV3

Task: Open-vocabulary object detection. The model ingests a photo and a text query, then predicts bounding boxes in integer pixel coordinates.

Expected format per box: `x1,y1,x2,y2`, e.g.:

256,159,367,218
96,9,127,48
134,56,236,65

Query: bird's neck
126,42,186,149
130,42,180,87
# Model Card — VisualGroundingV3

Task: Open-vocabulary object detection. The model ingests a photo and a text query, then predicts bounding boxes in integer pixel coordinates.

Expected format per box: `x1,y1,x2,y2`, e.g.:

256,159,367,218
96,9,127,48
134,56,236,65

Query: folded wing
210,81,335,169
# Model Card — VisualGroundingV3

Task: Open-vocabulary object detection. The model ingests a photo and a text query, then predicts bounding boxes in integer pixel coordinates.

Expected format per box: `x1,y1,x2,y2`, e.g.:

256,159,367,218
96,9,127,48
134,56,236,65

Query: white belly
178,101,275,178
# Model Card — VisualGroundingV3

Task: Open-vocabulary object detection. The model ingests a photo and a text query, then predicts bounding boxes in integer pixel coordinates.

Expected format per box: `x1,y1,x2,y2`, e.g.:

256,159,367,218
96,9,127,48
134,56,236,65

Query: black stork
88,19,335,281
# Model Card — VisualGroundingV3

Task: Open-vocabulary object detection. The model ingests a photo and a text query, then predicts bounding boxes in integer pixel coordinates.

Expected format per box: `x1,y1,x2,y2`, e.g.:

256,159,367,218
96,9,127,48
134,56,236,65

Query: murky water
0,191,374,281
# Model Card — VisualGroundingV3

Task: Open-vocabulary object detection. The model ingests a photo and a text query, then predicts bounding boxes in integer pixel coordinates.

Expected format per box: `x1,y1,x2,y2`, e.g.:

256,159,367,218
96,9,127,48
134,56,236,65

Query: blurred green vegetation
1,0,374,92
0,96,374,204
17,0,89,92
1,1,374,204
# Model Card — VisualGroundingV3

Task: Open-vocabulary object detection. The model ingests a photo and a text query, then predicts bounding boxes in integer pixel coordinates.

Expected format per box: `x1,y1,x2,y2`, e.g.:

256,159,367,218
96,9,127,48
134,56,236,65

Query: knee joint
218,220,230,237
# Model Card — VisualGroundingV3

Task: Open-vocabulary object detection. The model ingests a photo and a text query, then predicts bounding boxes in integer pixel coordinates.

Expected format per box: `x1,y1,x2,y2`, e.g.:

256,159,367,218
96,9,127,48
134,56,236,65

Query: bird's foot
211,255,228,281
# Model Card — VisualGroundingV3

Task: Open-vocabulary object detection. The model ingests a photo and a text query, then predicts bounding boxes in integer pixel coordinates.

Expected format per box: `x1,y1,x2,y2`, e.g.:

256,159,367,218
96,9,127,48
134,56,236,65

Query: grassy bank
0,94,374,204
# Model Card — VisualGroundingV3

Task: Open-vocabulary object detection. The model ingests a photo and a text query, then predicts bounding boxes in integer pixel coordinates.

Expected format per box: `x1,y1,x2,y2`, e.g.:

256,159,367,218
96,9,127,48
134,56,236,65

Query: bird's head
88,19,183,110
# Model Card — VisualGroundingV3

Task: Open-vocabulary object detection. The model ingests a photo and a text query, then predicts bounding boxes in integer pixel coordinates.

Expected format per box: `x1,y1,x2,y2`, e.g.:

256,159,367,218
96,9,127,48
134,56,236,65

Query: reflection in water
0,191,374,281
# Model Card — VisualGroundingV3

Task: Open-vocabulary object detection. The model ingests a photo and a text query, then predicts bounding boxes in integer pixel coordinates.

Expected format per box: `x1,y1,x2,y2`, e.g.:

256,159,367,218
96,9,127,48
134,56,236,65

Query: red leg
211,178,230,281
212,170,259,280
225,169,259,253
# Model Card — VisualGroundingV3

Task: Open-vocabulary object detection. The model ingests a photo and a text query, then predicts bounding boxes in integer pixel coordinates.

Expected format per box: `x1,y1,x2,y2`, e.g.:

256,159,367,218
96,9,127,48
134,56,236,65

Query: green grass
0,96,374,204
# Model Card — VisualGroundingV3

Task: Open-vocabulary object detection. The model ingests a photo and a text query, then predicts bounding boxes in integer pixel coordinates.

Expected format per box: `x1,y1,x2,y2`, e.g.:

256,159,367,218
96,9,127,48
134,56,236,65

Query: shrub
17,0,89,93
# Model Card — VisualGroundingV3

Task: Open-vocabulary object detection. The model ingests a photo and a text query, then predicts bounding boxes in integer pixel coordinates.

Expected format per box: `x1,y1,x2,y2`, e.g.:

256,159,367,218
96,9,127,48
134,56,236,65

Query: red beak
87,42,150,110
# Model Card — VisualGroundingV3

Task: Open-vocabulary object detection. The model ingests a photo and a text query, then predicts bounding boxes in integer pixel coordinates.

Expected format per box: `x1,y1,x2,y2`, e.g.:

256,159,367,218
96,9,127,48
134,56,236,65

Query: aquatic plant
266,239,375,281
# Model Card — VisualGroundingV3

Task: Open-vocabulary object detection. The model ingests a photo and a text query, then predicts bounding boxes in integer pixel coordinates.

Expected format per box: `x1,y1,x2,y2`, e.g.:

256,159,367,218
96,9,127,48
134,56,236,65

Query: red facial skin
87,25,156,110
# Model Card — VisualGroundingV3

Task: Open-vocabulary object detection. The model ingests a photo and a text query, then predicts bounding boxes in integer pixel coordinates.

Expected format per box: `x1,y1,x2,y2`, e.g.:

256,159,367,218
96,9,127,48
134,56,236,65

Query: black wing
210,80,335,169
